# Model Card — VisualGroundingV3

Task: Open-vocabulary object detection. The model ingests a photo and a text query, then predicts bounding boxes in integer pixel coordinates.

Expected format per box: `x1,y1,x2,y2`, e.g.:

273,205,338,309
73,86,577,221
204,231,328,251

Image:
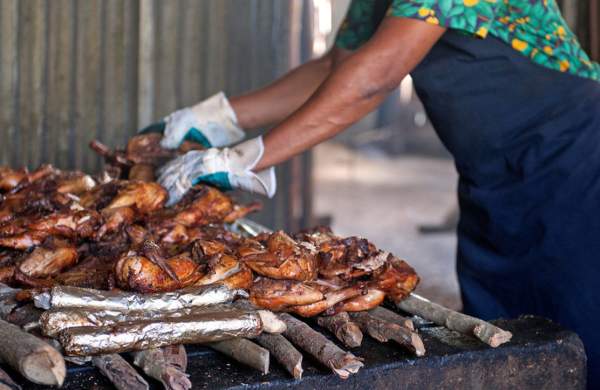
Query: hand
138,92,245,149
157,136,276,206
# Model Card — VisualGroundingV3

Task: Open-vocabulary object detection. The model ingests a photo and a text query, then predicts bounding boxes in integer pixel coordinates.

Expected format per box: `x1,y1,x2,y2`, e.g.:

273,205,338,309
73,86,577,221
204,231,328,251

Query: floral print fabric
335,0,600,82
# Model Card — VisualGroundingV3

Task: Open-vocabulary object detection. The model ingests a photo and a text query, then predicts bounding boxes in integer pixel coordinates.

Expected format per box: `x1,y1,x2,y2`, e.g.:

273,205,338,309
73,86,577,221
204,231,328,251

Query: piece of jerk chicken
249,278,324,311
0,209,100,249
94,181,167,239
190,240,242,286
55,255,116,290
115,249,203,293
0,167,29,192
240,231,318,281
172,185,259,227
17,238,78,279
289,283,367,317
370,255,419,302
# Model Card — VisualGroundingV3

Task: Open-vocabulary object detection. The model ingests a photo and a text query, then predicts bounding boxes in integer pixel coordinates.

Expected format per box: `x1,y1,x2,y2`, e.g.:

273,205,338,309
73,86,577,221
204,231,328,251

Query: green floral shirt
335,0,600,82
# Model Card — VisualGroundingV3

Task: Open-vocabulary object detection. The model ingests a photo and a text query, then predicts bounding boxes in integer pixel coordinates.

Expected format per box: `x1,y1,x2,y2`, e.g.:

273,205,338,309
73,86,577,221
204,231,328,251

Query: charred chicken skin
241,231,317,281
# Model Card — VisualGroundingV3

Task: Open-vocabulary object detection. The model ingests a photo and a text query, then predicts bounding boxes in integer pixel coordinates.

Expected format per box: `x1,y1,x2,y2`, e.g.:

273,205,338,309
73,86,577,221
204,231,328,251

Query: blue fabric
192,172,233,191
138,121,166,134
184,128,212,148
412,30,600,388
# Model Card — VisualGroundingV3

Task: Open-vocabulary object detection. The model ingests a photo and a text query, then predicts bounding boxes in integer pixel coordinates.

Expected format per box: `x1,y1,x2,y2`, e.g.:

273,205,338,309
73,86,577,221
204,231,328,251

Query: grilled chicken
220,265,253,290
290,284,366,317
249,278,324,311
241,231,317,281
115,252,203,293
17,239,78,279
106,181,167,212
332,289,386,313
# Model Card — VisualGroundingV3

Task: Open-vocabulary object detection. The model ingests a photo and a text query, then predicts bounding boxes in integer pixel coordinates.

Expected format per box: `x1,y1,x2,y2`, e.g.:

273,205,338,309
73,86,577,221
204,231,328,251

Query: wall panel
0,0,309,230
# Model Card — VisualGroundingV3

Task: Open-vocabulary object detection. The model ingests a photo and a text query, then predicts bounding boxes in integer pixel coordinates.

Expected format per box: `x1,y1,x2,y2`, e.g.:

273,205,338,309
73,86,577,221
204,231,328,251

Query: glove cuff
229,167,276,198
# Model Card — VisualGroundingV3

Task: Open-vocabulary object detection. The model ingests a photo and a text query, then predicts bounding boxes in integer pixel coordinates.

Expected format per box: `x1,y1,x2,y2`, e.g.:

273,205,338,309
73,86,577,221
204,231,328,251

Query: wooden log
5,304,43,330
368,306,415,331
397,294,512,347
0,367,20,390
317,312,363,348
0,318,65,386
279,313,363,379
232,299,302,378
162,344,187,371
209,338,270,374
92,354,149,390
132,347,191,390
0,284,19,319
254,333,303,379
349,312,425,357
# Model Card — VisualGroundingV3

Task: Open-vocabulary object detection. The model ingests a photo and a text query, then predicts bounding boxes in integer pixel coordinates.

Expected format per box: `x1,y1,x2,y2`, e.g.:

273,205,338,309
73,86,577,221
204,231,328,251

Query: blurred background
0,0,598,308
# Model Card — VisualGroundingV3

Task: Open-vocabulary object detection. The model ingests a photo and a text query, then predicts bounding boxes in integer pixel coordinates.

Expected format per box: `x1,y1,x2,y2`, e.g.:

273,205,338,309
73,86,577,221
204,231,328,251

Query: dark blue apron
411,30,600,387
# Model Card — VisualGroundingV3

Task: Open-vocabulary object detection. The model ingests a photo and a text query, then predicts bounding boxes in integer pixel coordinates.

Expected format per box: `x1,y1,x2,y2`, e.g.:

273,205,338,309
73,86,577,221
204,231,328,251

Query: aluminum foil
59,310,262,356
40,304,238,337
34,284,246,311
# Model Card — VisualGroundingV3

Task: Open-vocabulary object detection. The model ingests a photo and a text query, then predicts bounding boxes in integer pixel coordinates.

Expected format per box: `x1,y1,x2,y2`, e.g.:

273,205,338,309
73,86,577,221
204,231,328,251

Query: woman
148,1,600,385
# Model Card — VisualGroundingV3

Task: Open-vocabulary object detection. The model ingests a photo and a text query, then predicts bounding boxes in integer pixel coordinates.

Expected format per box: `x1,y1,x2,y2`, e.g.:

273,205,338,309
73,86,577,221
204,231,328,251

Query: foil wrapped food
40,305,237,337
59,310,263,356
34,284,246,311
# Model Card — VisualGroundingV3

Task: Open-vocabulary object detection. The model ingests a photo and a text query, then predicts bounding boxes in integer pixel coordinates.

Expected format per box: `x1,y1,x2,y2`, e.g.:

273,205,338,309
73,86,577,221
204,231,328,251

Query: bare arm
255,18,446,171
230,48,352,130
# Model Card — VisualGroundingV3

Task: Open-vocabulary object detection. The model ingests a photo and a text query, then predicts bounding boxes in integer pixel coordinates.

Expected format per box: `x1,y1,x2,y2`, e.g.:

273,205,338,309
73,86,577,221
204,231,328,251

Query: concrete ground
313,142,462,310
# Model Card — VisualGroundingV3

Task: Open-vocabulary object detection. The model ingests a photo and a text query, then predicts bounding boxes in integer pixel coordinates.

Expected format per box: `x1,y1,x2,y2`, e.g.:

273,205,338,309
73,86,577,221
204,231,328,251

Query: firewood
396,294,512,347
232,299,303,378
162,344,188,371
0,367,20,390
317,312,363,348
279,313,363,379
349,312,425,356
254,333,303,379
92,354,149,390
132,347,191,390
0,284,19,319
368,306,414,331
0,318,65,386
5,304,43,330
209,338,270,374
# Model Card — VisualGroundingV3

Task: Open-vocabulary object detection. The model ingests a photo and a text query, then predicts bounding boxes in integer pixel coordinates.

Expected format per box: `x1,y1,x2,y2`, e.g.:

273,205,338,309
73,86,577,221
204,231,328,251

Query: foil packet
41,304,238,337
34,284,246,311
59,310,263,356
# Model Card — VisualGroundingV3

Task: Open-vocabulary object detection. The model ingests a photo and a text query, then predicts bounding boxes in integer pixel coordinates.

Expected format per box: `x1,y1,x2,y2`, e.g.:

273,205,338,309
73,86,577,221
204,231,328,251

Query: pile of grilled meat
0,134,419,317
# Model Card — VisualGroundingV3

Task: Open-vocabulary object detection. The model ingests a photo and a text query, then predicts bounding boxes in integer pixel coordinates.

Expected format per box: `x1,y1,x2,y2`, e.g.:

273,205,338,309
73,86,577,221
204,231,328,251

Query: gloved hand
157,136,276,206
138,92,245,149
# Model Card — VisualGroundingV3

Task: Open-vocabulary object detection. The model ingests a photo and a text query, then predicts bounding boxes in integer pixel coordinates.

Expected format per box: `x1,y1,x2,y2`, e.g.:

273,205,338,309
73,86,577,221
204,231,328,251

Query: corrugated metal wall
0,0,309,230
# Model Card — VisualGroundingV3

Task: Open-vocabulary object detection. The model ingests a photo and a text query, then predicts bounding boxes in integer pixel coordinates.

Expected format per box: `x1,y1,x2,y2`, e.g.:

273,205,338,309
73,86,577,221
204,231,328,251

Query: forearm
229,51,341,130
255,18,445,170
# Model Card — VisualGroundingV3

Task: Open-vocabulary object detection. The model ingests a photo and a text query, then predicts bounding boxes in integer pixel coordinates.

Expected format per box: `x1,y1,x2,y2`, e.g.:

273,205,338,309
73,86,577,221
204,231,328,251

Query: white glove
145,92,245,149
157,136,276,206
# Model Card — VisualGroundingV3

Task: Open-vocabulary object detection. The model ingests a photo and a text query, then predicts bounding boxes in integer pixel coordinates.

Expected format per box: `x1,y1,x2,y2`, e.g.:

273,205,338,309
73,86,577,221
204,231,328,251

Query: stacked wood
279,313,363,379
0,319,65,386
349,311,425,356
397,294,512,347
209,339,270,374
317,312,363,348
92,354,149,390
132,346,191,390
